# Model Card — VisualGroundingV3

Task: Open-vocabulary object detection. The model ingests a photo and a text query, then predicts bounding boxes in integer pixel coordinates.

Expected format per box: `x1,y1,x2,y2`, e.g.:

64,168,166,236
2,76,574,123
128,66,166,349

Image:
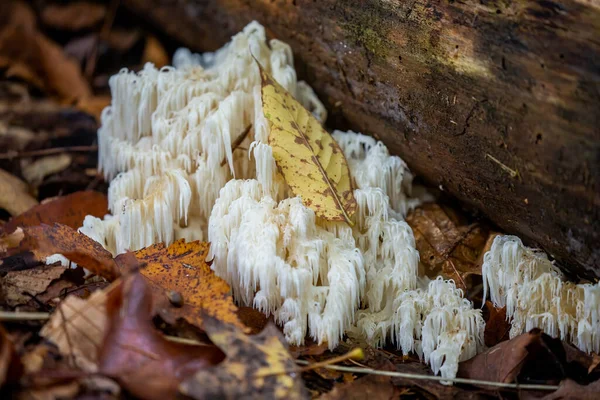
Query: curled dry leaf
2,191,108,234
15,224,119,281
130,239,246,331
0,169,37,217
406,203,489,292
180,317,307,400
458,328,595,387
0,265,66,306
99,274,225,400
258,61,356,224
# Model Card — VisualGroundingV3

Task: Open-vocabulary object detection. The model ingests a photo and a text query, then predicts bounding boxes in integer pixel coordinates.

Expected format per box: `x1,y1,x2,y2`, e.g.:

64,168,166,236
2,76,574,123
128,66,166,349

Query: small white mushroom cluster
483,235,600,354
83,21,489,380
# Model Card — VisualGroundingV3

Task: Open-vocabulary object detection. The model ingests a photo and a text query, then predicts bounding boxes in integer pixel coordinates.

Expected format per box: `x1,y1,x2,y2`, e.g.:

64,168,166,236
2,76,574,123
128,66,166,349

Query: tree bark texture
123,0,600,278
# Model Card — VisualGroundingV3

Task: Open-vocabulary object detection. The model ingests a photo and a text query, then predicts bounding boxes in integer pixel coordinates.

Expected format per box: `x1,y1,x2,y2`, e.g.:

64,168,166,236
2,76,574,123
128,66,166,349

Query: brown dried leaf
0,1,92,102
406,203,489,292
483,301,511,347
0,265,66,306
40,287,108,372
15,224,119,281
319,363,402,400
142,35,169,68
0,168,37,216
0,324,22,387
99,274,224,400
180,317,307,400
2,191,108,234
40,2,106,31
542,378,600,400
458,328,577,387
131,239,245,331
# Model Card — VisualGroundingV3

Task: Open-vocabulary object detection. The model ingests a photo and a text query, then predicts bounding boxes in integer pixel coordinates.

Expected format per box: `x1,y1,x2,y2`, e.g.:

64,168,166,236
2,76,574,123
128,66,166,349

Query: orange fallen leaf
99,273,225,400
142,35,169,68
15,224,119,281
2,191,108,234
130,240,246,331
406,203,489,292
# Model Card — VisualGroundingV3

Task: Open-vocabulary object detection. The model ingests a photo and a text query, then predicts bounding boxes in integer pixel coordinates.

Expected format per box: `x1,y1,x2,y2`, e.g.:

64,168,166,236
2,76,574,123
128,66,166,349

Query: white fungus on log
482,235,600,354
79,21,596,382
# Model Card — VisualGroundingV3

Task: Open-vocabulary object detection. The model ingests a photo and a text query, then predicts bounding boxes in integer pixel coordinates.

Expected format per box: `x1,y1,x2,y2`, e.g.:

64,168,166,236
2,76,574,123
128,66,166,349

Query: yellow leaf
134,240,246,331
257,62,356,224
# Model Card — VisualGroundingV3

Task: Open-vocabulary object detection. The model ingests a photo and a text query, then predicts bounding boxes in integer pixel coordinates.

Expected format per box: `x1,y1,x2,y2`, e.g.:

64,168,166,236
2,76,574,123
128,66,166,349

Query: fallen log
123,0,600,278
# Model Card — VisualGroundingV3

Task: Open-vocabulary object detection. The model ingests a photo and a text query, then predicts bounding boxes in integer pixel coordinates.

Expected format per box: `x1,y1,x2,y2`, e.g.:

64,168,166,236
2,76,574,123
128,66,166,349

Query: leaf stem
294,360,560,391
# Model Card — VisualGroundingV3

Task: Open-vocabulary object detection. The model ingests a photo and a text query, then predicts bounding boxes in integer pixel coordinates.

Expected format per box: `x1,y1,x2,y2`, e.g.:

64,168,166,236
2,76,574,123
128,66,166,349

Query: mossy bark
123,0,600,279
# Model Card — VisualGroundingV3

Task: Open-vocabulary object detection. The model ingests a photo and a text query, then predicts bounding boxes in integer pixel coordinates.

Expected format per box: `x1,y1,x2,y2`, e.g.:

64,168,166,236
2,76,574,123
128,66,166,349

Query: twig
298,348,363,372
220,124,253,167
485,154,519,179
163,335,212,346
294,360,560,391
0,146,98,160
0,311,50,321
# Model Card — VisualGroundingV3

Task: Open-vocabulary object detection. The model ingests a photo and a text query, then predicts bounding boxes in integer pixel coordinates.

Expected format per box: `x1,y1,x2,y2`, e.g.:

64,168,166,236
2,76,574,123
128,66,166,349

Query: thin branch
0,146,98,160
0,311,50,320
298,348,363,372
220,124,253,167
294,360,560,391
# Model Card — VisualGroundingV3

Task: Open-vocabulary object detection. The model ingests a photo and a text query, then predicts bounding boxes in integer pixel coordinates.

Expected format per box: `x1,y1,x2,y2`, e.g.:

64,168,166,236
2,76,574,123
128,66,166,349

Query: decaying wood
123,0,600,278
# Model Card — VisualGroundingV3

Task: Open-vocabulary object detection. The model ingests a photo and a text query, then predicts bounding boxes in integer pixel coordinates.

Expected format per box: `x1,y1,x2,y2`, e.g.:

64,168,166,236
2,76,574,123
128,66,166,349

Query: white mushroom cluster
83,21,600,381
483,235,600,354
80,22,324,254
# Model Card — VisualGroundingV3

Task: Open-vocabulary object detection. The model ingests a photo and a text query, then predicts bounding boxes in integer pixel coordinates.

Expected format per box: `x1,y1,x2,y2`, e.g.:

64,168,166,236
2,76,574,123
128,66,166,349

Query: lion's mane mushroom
81,22,324,255
483,235,600,354
208,130,486,380
82,22,487,381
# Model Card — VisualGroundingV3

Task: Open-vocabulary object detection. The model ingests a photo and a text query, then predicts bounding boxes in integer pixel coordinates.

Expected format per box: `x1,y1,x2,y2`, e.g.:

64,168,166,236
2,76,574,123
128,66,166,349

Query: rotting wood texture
122,0,600,278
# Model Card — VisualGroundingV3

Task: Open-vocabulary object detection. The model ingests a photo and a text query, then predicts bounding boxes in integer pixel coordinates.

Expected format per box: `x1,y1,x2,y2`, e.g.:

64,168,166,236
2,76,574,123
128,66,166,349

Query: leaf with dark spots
131,240,246,331
180,316,307,399
13,224,119,281
257,60,356,224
